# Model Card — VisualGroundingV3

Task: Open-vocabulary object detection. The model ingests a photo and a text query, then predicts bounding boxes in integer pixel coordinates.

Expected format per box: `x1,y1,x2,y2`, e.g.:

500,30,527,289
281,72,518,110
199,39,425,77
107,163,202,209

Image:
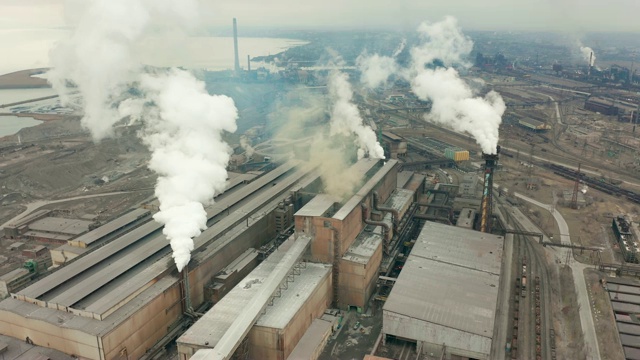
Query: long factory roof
384,221,504,339
333,159,397,221
70,208,150,247
179,235,313,354
7,162,309,332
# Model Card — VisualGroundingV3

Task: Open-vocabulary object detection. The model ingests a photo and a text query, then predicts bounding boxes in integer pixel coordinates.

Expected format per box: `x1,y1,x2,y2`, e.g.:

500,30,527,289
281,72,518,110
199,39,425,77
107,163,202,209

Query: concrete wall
383,310,491,360
248,267,332,360
338,239,382,309
102,282,182,360
189,213,276,309
0,307,101,359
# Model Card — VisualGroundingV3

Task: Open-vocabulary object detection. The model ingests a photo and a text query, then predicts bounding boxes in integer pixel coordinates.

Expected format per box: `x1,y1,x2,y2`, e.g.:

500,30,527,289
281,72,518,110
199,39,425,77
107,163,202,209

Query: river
0,115,43,138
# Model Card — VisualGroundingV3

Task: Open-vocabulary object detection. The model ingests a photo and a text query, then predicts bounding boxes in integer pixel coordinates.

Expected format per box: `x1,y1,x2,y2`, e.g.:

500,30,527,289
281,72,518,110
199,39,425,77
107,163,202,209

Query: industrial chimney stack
233,18,240,74
588,52,593,77
479,145,500,233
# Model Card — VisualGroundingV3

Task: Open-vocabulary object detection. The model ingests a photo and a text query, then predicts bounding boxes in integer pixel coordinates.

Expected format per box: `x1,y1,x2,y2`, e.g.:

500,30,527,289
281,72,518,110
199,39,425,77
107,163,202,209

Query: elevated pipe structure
373,191,399,225
480,146,500,233
362,203,391,254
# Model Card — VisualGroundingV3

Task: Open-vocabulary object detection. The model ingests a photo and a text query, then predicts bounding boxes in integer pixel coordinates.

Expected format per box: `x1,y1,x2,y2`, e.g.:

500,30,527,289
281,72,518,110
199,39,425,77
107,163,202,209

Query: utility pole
571,163,581,209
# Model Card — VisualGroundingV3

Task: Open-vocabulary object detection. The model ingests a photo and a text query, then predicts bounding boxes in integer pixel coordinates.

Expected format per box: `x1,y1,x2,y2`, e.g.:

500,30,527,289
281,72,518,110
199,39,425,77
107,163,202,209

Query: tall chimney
588,52,593,76
479,146,500,233
233,18,240,74
247,55,251,72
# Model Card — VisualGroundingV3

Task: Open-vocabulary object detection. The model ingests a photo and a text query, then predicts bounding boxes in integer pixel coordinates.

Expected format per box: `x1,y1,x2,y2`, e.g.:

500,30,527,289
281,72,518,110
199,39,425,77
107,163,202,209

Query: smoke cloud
49,0,237,271
356,39,405,89
328,71,385,159
579,44,596,66
409,16,505,154
240,135,255,157
48,0,198,141
356,54,398,89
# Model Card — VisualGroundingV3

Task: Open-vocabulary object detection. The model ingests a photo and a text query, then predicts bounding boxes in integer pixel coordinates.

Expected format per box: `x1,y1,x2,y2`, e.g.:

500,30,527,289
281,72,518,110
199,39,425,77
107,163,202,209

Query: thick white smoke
328,71,385,159
49,0,238,271
409,17,505,154
356,39,405,89
48,0,198,141
579,45,596,66
121,69,237,271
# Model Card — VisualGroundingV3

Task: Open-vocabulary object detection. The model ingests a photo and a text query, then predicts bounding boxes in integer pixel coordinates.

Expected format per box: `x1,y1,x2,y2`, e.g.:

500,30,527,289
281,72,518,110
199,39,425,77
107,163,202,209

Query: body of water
0,28,307,76
0,88,57,107
0,115,43,138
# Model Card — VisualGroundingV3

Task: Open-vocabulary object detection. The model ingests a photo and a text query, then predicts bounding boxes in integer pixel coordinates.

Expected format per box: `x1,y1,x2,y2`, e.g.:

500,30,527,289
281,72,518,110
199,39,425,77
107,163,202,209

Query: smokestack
247,55,251,72
479,145,500,233
588,52,593,76
233,18,240,74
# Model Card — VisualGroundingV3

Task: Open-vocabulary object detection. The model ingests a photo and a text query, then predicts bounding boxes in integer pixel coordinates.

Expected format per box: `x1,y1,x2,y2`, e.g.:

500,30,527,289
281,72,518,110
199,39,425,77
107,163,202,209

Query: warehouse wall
248,267,332,360
0,307,101,359
103,281,182,360
189,213,276,308
338,239,382,310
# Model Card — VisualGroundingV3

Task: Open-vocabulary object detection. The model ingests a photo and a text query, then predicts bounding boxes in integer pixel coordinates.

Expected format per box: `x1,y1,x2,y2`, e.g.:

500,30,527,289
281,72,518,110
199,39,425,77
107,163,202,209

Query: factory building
382,221,504,359
517,118,551,132
182,158,417,359
0,162,319,359
584,97,619,115
50,208,151,266
381,131,407,158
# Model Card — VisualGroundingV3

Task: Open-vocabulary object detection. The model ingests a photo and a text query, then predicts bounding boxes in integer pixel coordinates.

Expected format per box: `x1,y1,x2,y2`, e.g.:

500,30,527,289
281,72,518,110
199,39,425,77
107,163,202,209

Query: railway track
546,163,640,205
503,207,554,360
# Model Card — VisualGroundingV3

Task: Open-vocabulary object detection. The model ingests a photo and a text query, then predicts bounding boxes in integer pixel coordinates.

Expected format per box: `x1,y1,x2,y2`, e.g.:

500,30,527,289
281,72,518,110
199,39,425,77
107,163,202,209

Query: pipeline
362,203,392,254
373,191,399,225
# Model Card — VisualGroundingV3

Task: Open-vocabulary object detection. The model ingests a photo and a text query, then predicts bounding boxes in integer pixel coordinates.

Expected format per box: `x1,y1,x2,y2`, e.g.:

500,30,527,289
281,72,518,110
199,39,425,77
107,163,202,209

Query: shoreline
0,113,67,121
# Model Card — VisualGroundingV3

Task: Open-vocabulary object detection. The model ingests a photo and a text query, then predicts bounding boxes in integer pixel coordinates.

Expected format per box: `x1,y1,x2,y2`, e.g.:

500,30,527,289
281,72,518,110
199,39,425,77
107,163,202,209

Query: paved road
0,191,134,230
514,192,602,360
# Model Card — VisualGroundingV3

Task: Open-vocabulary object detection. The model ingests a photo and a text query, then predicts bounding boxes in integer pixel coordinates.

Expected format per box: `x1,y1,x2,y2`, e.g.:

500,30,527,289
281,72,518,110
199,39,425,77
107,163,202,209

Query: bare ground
584,269,625,360
554,265,586,360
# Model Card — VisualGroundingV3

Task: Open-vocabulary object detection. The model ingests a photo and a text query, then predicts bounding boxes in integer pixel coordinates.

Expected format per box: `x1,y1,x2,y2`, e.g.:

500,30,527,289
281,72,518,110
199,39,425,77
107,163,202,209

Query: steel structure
480,146,500,233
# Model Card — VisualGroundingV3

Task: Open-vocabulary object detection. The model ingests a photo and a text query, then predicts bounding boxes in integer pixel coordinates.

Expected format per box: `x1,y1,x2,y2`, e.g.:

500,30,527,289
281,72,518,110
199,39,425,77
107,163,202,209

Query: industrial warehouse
3,4,640,360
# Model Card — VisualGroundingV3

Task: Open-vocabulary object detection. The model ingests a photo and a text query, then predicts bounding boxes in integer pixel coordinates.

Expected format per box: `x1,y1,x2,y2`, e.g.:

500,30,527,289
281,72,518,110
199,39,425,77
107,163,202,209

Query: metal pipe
362,203,391,241
372,191,399,225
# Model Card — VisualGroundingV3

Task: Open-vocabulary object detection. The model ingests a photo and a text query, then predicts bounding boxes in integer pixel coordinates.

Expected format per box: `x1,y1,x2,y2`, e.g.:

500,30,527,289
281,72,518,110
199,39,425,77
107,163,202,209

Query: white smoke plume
48,0,198,141
356,39,405,89
579,44,596,66
49,0,238,271
409,17,505,154
240,135,255,157
328,71,385,159
121,69,237,271
356,54,399,89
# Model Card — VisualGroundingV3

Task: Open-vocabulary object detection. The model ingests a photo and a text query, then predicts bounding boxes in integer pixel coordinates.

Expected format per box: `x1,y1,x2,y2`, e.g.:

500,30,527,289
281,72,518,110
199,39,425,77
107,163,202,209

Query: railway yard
2,59,640,360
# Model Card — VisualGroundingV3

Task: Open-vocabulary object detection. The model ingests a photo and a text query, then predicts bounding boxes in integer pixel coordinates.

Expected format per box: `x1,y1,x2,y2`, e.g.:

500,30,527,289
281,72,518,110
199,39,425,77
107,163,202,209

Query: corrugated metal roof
383,221,503,338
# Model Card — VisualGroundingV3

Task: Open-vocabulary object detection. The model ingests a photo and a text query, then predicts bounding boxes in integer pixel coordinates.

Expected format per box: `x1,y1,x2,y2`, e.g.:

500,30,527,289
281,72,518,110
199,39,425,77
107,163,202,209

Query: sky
1,0,640,33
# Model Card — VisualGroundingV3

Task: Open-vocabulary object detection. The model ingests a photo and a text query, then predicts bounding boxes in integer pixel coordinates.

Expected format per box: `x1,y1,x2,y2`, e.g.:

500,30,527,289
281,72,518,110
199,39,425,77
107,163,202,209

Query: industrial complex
2,14,640,360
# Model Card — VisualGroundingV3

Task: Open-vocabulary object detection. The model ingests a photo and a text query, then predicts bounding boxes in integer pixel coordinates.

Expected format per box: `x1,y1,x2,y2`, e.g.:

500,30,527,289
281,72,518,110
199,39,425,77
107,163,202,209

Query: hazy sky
1,0,639,32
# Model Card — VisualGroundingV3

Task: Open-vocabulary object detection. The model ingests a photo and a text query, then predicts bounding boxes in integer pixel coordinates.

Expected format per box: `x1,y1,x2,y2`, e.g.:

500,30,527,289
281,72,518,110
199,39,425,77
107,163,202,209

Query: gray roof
384,221,503,338
72,208,149,247
256,263,331,329
294,194,338,217
178,235,312,350
334,159,397,221
28,217,93,236
343,231,382,265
